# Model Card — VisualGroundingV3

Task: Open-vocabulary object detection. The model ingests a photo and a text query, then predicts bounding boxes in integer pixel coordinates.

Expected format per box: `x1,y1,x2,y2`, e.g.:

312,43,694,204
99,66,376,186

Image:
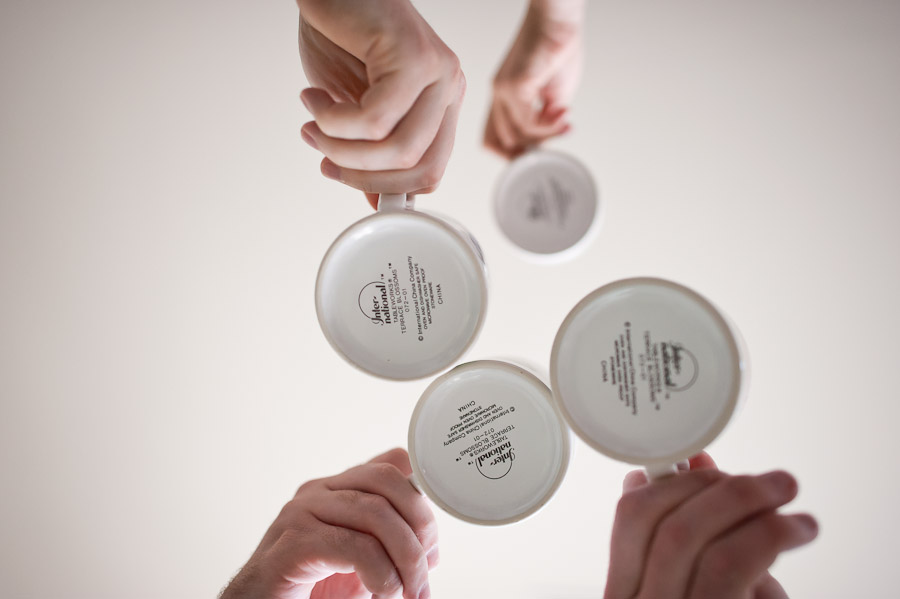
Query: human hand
297,0,466,209
221,448,438,599
484,0,584,158
604,454,818,599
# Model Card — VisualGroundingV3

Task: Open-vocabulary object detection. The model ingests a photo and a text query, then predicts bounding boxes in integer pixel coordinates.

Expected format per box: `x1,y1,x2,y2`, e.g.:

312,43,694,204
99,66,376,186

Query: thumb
310,573,372,599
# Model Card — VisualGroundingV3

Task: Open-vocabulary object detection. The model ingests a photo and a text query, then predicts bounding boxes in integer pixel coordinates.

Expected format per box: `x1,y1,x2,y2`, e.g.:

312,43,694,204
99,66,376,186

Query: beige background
1,0,899,597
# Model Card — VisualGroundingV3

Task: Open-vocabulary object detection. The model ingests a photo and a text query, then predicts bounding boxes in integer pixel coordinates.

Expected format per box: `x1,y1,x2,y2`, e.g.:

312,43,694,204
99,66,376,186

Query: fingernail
418,582,431,599
792,514,819,540
300,90,312,113
761,471,797,497
321,160,340,180
300,128,318,150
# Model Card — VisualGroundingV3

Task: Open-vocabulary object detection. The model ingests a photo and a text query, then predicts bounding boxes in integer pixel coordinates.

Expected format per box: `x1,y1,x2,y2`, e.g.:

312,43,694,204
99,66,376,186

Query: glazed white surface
316,209,486,380
494,149,599,257
410,361,569,525
552,279,743,465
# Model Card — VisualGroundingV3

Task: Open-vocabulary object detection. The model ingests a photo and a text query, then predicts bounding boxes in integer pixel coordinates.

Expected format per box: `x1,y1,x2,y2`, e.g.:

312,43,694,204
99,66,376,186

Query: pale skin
272,4,815,594
297,0,583,206
219,448,817,599
484,0,585,158
606,453,819,599
220,448,438,599
297,0,465,209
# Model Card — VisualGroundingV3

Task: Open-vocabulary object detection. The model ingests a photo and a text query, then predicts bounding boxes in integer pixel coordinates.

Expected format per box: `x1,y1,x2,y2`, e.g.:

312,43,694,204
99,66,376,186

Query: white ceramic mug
493,149,601,263
315,194,488,380
549,277,749,480
408,360,571,525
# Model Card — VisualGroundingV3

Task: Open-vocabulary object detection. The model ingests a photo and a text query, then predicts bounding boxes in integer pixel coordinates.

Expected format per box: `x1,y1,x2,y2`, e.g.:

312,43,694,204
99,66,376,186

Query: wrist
221,560,302,599
221,550,318,599
220,563,265,599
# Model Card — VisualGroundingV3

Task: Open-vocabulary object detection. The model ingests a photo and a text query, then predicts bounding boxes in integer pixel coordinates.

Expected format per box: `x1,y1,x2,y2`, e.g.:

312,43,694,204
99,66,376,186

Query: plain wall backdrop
1,0,899,597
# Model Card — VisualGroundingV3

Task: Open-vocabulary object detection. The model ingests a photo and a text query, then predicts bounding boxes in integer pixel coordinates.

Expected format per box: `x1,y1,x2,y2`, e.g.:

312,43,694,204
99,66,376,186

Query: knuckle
406,31,434,57
317,522,351,548
351,529,381,555
362,110,395,140
722,475,767,508
400,34,442,76
615,489,649,521
443,50,462,78
621,470,648,491
699,542,739,581
397,549,427,575
415,518,439,548
394,145,425,170
356,491,393,518
383,447,410,464
277,500,298,522
315,118,345,140
357,179,380,194
691,468,725,488
335,488,365,507
761,513,792,544
677,470,727,491
334,489,390,517
369,461,403,481
458,68,467,91
294,478,319,497
425,40,451,71
414,163,444,190
445,66,466,104
656,517,692,550
419,170,441,189
279,496,313,525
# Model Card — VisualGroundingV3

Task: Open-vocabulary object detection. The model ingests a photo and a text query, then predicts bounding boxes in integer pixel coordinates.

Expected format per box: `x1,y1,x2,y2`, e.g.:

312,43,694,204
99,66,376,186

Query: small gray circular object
494,149,600,260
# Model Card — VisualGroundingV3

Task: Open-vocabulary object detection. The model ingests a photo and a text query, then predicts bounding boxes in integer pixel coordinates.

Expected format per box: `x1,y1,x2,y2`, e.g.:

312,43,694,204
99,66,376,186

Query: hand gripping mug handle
378,193,415,212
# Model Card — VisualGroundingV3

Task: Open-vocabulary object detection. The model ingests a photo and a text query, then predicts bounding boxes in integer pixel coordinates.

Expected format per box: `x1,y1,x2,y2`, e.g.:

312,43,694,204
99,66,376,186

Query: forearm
528,0,585,26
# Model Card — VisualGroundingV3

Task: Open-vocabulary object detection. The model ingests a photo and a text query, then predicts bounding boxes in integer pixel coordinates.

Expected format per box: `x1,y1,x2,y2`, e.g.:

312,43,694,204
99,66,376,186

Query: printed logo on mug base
550,277,748,475
408,360,570,525
494,149,601,263
316,195,488,381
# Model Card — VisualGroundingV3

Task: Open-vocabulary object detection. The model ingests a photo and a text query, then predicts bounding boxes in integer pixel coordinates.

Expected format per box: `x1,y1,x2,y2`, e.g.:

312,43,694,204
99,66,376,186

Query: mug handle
377,193,415,212
645,459,690,481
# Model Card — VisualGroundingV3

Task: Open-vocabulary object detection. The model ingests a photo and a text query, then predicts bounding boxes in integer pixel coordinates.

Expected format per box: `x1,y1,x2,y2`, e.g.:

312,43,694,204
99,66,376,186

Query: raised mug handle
645,463,679,481
377,193,415,212
644,459,691,481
